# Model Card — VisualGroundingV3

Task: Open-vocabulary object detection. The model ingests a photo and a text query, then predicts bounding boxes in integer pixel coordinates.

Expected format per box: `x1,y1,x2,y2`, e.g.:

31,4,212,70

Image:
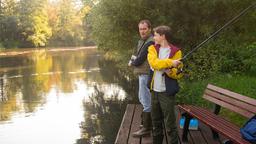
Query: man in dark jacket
128,19,154,137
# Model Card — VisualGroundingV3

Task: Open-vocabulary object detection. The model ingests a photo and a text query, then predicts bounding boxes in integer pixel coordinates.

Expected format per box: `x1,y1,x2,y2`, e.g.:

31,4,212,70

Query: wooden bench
115,104,229,144
178,84,256,144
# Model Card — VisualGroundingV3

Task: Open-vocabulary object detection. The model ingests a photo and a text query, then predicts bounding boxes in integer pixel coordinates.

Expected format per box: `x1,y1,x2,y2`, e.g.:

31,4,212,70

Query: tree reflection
77,85,127,144
0,49,90,121
0,73,21,121
21,68,46,112
0,74,5,102
98,58,138,102
77,58,138,144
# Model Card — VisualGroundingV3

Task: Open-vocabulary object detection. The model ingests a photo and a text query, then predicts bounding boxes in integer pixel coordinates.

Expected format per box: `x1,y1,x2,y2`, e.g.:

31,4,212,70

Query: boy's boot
132,112,152,137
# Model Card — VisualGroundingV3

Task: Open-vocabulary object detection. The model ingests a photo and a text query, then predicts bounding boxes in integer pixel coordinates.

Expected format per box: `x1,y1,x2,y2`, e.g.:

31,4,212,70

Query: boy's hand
172,60,181,67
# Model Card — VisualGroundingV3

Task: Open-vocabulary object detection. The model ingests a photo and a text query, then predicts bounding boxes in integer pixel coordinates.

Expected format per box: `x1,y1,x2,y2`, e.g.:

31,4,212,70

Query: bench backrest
203,84,256,118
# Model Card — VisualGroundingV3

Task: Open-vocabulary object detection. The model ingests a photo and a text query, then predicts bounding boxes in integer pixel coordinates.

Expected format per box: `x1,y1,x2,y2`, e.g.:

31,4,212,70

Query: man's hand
128,55,136,66
131,55,137,60
128,60,133,66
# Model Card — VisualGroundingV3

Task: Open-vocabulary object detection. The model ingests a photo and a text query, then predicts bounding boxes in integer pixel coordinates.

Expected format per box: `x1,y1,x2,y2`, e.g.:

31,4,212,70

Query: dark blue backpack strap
240,115,256,143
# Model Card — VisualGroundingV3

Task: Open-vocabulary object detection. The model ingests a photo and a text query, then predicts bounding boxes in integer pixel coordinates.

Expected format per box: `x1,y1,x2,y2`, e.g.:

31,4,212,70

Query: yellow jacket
147,45,183,79
147,44,183,95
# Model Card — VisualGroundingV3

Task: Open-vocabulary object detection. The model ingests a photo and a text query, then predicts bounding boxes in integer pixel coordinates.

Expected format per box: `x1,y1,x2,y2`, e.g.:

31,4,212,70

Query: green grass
177,73,256,126
209,73,256,98
0,43,4,50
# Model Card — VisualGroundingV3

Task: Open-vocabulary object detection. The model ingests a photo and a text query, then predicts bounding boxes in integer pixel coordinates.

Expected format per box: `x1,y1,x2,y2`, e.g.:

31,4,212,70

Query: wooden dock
115,104,227,144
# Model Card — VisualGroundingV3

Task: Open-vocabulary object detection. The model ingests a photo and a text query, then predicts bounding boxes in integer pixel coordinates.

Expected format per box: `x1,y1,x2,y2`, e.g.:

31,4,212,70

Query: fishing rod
176,2,256,75
181,2,256,60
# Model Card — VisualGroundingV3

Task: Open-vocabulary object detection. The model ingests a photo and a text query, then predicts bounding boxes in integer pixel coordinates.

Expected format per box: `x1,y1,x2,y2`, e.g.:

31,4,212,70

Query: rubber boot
144,112,152,129
153,134,164,144
132,112,152,137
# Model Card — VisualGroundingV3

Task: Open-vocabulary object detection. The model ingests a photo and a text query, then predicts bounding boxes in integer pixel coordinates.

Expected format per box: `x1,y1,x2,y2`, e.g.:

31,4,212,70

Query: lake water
0,47,137,144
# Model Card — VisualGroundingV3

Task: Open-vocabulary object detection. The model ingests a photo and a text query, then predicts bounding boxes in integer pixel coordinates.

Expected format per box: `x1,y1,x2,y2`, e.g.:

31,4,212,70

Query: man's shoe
132,127,151,137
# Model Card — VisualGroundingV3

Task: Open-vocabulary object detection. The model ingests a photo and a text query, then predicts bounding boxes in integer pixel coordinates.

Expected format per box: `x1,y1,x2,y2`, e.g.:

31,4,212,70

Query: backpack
240,115,256,143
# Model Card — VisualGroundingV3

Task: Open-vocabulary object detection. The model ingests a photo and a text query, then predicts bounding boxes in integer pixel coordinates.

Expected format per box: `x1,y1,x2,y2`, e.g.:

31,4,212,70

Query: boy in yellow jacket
147,25,181,144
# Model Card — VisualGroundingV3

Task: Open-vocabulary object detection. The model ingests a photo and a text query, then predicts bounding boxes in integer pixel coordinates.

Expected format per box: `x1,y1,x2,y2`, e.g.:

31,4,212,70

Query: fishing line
182,2,256,61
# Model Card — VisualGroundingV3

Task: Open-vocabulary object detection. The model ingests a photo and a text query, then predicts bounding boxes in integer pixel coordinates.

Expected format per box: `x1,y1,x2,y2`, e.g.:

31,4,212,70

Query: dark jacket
131,36,154,75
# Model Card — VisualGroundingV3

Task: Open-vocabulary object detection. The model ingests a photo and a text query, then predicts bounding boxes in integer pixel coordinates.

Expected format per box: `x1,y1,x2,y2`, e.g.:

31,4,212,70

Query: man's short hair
138,19,152,29
153,25,173,43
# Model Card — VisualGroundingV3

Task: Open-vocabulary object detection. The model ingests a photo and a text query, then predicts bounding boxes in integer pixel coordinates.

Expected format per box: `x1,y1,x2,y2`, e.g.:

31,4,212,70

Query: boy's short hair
153,25,173,43
138,19,152,29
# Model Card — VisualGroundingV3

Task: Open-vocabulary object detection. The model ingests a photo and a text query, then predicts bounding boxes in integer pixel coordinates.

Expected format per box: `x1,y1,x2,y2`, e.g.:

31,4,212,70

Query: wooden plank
128,104,143,144
189,105,240,132
179,105,238,137
179,105,250,144
207,84,256,106
141,136,153,144
188,105,241,134
199,122,221,144
115,104,136,144
203,94,254,118
189,129,207,144
117,104,230,144
187,109,242,141
138,104,153,144
204,89,256,114
190,106,240,136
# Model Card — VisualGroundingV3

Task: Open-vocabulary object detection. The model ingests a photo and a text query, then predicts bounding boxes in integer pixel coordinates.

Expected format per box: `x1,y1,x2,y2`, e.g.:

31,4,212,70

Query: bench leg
181,113,192,142
211,128,219,139
222,139,233,144
212,104,220,139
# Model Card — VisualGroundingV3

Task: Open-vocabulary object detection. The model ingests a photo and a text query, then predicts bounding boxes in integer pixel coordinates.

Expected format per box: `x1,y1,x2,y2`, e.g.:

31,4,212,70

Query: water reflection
77,85,126,144
0,48,137,144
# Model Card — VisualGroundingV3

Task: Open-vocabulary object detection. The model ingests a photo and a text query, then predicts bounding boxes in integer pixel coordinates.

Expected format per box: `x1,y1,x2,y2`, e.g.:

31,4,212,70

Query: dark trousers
151,92,178,144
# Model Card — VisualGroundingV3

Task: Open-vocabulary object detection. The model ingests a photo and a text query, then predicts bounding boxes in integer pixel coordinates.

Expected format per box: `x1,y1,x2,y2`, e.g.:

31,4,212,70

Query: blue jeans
138,74,151,112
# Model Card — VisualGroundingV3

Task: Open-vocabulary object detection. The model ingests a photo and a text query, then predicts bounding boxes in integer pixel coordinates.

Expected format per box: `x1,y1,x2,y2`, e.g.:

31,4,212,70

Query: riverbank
0,46,97,57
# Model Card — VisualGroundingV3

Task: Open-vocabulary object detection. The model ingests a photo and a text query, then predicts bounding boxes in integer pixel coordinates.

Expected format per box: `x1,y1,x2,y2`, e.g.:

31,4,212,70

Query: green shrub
184,42,221,80
0,42,4,49
220,42,256,74
241,42,256,74
2,40,19,49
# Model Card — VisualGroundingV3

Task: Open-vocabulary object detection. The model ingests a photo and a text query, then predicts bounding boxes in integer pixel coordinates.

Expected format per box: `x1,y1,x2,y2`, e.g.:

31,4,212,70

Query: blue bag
179,116,199,130
240,115,256,143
